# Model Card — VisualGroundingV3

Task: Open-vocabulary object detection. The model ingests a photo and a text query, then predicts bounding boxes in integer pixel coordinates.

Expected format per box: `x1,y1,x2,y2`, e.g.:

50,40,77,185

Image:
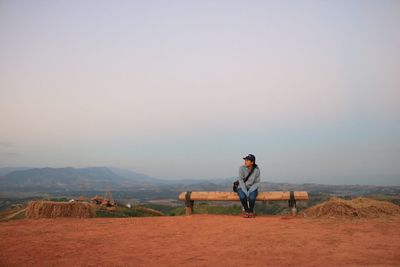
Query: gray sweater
238,165,261,196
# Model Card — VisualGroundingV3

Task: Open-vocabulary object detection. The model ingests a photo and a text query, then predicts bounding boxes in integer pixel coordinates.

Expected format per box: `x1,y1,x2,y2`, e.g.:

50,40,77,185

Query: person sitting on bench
237,154,260,218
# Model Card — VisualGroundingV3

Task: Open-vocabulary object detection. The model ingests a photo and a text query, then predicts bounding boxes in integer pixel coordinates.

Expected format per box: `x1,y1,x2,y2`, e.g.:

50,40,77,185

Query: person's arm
248,168,261,193
238,167,248,196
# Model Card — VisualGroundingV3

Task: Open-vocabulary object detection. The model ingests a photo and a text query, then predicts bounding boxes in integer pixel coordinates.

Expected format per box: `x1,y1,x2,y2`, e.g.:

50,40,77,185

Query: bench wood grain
178,191,309,215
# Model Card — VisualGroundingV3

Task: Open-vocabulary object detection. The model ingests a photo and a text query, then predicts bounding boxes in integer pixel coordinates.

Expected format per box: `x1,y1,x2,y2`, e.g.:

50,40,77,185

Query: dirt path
0,215,399,267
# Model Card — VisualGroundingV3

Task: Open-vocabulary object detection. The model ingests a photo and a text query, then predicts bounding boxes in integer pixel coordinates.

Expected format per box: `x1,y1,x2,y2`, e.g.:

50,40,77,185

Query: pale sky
0,1,399,185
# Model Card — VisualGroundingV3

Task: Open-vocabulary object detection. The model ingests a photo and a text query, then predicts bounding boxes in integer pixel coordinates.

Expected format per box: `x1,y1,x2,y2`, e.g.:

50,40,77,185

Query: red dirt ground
0,215,399,267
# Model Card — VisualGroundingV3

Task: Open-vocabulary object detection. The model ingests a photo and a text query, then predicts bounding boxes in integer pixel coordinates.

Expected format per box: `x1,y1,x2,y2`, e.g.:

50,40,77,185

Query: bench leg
185,200,194,215
288,199,297,216
288,191,297,216
184,191,194,215
291,203,297,216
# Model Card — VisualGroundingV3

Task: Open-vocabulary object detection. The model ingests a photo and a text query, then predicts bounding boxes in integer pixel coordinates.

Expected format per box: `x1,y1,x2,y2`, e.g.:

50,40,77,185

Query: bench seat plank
178,191,309,201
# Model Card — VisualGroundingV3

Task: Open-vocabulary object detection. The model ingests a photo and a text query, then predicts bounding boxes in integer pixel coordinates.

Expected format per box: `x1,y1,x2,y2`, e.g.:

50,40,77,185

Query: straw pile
26,201,96,218
305,197,400,219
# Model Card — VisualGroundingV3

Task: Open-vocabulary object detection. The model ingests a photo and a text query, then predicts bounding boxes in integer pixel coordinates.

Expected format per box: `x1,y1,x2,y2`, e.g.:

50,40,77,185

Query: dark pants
237,188,258,213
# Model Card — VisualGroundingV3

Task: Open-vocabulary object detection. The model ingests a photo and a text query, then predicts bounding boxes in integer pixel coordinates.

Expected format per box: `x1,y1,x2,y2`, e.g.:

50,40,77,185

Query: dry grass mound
305,197,400,219
26,201,96,219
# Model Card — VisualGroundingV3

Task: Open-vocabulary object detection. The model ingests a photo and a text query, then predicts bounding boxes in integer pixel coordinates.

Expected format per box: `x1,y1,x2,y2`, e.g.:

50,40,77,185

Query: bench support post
288,191,297,216
185,191,194,215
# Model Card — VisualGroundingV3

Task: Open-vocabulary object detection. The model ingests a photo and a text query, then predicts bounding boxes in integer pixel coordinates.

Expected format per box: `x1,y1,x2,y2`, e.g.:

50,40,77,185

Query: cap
243,154,256,162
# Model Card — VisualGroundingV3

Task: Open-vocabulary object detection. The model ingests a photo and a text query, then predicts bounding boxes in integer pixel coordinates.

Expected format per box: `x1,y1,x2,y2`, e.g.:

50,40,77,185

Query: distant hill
0,167,160,191
108,167,159,182
0,167,31,176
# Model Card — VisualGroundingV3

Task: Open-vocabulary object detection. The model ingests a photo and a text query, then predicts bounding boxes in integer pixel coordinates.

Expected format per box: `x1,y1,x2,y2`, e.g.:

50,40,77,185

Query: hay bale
305,197,400,219
26,201,96,219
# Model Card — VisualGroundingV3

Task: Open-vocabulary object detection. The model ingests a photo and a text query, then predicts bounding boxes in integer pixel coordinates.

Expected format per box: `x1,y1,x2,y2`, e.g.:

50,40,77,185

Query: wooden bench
178,191,309,215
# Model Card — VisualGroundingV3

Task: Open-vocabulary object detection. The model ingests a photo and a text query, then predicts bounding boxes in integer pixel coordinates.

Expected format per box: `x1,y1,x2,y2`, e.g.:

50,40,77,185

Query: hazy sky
1,1,399,185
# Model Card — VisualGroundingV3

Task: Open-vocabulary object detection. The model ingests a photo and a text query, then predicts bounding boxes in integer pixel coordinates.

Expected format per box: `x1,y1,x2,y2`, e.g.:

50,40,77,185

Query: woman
237,154,260,218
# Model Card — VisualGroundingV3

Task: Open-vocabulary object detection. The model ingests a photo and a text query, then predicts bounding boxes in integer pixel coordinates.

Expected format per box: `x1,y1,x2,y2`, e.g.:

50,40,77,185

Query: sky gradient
1,1,399,185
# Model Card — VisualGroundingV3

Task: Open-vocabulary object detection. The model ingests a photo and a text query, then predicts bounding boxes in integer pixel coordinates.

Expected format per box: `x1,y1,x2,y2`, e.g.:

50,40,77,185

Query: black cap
243,154,256,162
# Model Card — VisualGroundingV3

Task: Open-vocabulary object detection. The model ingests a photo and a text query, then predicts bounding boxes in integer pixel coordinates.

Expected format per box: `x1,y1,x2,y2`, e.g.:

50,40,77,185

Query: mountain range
0,167,161,191
0,167,399,197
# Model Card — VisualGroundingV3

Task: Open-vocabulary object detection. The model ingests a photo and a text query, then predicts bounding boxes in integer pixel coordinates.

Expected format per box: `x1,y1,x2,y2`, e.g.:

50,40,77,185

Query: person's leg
248,189,258,213
237,188,249,212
